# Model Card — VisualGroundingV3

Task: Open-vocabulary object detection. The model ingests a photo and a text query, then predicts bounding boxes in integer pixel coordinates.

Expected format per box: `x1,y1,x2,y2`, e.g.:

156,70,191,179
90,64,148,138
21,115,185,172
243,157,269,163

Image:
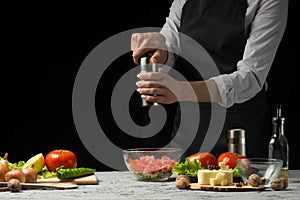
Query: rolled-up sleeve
160,0,187,67
210,0,289,107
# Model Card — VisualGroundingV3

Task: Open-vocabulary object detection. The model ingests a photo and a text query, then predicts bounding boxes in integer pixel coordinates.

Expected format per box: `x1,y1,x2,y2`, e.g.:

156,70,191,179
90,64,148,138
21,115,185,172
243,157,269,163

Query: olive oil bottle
268,104,289,179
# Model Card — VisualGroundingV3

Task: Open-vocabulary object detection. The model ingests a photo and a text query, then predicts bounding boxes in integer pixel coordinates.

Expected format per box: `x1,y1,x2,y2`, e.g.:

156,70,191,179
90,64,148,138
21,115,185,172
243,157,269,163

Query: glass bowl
122,148,182,181
236,158,283,186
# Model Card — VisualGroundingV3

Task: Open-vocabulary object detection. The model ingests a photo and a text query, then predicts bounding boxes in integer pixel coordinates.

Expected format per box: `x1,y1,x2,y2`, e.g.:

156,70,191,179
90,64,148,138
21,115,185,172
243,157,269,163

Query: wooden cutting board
37,174,98,185
0,182,78,190
0,174,97,191
189,183,268,192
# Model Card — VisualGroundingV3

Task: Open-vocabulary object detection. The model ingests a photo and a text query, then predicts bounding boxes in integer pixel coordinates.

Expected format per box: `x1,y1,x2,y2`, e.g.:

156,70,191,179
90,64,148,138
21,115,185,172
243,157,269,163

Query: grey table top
1,170,300,200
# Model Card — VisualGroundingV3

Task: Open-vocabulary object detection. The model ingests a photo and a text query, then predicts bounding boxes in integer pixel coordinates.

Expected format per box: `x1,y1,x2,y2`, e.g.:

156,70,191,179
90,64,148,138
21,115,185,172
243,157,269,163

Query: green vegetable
172,157,204,176
133,171,172,181
56,167,96,180
38,166,57,179
0,156,25,170
232,165,240,177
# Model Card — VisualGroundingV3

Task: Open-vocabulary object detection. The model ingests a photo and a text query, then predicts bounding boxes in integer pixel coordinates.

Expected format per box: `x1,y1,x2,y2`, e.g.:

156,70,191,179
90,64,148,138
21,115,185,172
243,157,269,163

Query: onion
22,168,37,183
0,153,10,182
5,170,26,183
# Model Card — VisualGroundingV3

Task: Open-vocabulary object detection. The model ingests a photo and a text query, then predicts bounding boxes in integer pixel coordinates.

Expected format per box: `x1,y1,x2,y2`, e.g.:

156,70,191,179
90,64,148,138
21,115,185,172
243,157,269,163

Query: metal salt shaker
227,128,246,156
140,57,158,107
140,57,149,107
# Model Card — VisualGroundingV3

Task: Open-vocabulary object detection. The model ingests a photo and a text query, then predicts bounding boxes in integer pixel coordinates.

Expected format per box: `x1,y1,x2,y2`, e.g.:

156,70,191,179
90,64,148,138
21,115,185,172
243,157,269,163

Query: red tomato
217,152,246,169
45,149,77,172
188,152,218,169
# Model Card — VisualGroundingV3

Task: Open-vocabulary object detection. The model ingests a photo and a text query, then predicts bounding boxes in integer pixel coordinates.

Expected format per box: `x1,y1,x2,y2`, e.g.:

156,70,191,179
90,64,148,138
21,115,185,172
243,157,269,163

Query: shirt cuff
164,41,176,68
165,52,175,68
209,75,235,108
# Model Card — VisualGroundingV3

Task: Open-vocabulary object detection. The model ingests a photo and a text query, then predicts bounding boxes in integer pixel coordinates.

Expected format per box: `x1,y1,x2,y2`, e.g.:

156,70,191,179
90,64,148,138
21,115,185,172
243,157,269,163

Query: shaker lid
227,128,245,138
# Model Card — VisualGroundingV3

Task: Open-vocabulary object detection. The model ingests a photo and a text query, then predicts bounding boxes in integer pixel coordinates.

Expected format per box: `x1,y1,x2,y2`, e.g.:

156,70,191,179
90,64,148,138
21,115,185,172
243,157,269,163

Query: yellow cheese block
197,162,233,186
197,170,219,185
210,172,233,186
198,170,233,185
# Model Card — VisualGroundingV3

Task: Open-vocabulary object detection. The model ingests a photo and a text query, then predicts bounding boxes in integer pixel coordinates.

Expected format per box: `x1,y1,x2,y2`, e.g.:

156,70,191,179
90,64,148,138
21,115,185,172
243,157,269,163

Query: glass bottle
268,104,289,179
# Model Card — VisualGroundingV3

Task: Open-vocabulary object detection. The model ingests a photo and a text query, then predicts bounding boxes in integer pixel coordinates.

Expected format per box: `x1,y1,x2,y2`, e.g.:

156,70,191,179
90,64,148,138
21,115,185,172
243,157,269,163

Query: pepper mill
140,57,159,107
227,128,246,156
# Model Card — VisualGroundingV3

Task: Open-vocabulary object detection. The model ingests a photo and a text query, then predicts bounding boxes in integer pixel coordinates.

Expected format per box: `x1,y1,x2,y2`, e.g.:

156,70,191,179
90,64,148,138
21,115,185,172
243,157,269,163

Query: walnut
175,175,190,189
270,178,284,191
279,178,288,190
248,174,262,187
7,179,21,192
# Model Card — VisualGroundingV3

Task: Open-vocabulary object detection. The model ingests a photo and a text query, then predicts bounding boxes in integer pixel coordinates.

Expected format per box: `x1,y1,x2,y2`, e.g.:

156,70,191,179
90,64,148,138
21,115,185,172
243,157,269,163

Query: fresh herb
172,157,204,176
232,165,240,177
133,171,172,181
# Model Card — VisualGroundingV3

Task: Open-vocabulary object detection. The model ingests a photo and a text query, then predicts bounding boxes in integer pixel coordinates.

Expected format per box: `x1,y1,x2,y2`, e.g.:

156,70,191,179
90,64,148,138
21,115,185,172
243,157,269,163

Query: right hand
131,32,168,65
136,71,191,104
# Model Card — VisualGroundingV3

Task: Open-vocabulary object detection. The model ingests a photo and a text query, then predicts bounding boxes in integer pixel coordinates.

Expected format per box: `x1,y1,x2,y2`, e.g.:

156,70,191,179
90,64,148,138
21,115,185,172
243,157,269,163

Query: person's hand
131,32,168,65
136,71,191,104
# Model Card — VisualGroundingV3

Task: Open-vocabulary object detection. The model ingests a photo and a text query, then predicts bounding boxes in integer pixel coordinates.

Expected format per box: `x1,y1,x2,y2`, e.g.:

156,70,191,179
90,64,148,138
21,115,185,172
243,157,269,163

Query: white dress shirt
160,0,289,107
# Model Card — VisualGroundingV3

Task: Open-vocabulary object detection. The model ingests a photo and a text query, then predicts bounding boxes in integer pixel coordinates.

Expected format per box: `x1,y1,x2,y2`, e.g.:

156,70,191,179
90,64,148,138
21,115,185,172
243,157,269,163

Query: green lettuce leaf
37,166,57,179
0,156,25,170
172,157,204,176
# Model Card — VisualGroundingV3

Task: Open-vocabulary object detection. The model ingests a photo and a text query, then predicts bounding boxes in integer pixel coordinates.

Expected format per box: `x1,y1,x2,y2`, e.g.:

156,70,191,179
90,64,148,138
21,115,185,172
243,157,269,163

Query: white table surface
1,170,299,200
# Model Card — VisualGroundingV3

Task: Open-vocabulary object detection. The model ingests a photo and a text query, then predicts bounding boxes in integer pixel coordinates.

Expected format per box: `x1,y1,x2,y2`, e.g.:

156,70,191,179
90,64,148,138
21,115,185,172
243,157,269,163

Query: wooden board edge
189,183,268,192
0,182,78,190
37,174,98,185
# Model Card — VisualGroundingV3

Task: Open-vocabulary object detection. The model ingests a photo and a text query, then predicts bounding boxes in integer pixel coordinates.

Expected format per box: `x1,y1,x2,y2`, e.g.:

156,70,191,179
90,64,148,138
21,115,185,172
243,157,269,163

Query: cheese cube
219,162,229,170
197,168,233,186
210,177,220,186
197,170,219,185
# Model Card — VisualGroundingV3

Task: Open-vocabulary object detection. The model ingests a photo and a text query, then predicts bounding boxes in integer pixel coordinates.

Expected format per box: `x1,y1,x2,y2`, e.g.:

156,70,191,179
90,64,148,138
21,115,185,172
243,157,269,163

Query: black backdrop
3,1,298,170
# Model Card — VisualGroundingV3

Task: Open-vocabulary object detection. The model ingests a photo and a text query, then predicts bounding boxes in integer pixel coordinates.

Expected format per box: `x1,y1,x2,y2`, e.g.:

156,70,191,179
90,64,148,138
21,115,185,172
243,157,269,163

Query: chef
131,0,288,159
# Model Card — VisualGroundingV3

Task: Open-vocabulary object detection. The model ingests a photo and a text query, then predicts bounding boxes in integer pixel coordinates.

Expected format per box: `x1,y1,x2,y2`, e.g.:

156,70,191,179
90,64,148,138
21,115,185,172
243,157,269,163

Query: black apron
171,0,272,159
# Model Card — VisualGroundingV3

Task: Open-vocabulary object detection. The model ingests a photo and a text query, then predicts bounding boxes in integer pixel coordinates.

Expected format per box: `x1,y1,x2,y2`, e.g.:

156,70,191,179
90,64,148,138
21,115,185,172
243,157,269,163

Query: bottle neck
272,117,285,136
279,120,285,136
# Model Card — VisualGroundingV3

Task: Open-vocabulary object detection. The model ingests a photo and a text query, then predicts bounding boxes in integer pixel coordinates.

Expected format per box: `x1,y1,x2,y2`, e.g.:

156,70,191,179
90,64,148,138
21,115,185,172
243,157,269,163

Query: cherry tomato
188,152,218,169
45,149,78,172
217,152,246,169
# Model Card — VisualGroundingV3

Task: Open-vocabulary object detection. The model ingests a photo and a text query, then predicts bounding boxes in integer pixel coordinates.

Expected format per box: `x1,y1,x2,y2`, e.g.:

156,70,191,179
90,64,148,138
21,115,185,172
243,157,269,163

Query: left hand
131,32,168,65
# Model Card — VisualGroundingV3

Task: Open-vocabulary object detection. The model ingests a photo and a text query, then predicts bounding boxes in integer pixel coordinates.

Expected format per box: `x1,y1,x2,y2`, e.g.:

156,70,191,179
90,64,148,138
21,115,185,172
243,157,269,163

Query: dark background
3,1,297,170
